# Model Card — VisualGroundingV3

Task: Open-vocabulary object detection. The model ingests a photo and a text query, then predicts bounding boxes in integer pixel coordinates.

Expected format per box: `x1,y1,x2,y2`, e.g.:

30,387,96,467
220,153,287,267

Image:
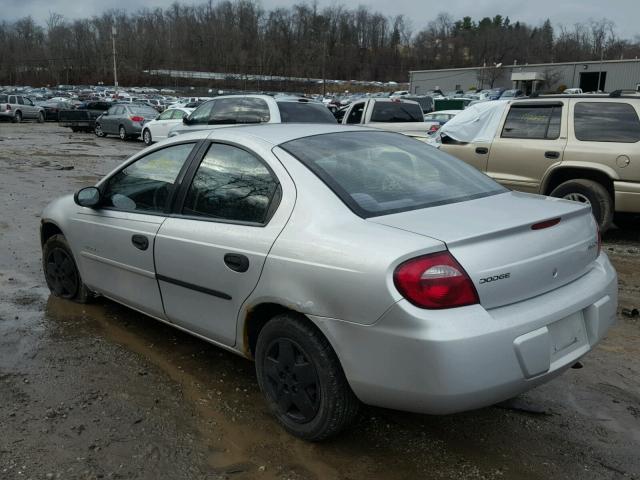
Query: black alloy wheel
263,338,321,423
45,247,79,299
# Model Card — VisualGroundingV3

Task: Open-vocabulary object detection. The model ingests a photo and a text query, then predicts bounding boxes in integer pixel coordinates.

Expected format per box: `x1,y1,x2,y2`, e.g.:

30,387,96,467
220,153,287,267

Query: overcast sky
4,0,640,40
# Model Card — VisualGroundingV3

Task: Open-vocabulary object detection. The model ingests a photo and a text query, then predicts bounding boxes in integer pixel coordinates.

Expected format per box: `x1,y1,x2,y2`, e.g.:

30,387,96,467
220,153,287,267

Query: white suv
168,94,336,137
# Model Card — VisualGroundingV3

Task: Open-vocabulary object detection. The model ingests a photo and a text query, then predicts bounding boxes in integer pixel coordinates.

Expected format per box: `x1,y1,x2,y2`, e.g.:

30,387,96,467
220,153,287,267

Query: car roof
427,110,461,115
172,124,369,146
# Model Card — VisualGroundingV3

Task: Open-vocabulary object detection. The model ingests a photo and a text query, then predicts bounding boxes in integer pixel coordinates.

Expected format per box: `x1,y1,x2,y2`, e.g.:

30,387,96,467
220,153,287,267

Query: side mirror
183,115,192,125
74,186,101,208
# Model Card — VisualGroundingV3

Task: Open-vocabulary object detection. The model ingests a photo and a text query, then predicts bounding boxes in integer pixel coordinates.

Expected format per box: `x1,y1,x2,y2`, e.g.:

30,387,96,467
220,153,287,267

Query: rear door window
182,144,279,224
501,105,562,139
574,102,640,143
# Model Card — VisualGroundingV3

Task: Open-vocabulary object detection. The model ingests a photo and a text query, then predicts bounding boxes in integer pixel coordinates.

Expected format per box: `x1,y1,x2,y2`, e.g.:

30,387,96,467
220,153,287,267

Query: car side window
24,97,34,106
17,96,24,105
188,101,215,125
209,98,270,124
171,109,186,120
574,102,640,143
501,105,562,140
346,102,365,124
157,110,173,120
9,96,16,104
102,143,195,213
182,143,279,224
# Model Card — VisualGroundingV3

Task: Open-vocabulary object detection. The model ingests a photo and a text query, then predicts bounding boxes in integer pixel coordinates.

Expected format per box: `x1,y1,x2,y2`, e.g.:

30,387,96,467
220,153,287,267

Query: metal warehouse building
410,58,640,95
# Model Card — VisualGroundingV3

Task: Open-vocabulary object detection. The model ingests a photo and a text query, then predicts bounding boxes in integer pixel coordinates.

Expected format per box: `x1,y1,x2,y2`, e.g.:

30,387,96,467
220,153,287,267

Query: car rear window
370,102,424,122
277,101,336,123
130,106,158,115
281,131,505,218
0,95,6,103
574,102,640,143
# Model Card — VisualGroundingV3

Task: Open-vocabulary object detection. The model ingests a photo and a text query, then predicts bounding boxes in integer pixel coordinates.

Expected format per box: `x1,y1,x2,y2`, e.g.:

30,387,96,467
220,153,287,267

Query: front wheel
95,123,106,137
143,128,152,145
12,111,22,123
550,179,613,231
37,112,45,123
255,313,359,441
42,234,92,303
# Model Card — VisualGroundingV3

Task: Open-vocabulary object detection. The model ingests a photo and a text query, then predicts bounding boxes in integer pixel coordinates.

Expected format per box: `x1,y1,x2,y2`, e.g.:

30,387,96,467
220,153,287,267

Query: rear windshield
370,102,424,122
0,95,6,103
281,131,505,217
277,101,336,123
130,106,158,115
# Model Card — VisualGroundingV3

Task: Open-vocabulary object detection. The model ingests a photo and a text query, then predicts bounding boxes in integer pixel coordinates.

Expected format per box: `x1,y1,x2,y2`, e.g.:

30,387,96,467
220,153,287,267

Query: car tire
13,111,22,123
143,128,152,145
37,112,45,123
95,123,106,137
550,179,613,231
255,313,359,441
119,125,128,141
42,234,92,304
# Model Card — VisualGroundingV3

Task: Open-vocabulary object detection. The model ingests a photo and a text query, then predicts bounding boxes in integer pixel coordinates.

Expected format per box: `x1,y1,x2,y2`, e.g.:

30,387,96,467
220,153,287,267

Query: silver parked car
40,124,617,440
94,103,159,140
0,93,45,123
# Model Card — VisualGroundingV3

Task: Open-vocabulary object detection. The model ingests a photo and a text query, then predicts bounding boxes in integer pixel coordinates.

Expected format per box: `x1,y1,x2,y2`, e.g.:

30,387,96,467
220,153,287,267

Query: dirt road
1,122,639,480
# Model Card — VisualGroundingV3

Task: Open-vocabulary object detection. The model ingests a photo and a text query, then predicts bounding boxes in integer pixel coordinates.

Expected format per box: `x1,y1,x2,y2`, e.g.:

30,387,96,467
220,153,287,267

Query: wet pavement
0,122,639,480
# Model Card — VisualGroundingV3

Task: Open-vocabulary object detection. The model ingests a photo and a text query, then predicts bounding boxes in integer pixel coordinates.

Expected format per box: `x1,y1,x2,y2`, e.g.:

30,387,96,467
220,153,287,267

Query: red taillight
6,104,11,110
531,217,561,230
393,251,479,309
428,124,439,132
130,116,144,122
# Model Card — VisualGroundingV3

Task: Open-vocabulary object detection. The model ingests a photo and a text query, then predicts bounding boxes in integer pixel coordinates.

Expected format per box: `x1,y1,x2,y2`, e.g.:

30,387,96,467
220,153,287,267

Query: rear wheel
143,128,152,145
95,123,106,137
12,111,22,123
42,234,92,303
550,179,613,231
255,313,359,441
119,125,127,141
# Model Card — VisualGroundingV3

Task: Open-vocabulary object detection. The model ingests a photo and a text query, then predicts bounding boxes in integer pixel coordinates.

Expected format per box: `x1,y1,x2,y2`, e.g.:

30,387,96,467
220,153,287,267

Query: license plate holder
548,311,589,367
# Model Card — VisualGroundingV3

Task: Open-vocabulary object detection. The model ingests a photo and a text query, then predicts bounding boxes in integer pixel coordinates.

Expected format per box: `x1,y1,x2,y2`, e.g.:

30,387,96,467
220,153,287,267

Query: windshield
281,131,505,218
277,102,336,123
370,102,423,122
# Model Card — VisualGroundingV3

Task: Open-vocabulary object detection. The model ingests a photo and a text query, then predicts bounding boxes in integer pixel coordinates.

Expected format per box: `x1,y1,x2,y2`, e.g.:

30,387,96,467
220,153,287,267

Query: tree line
1,0,639,89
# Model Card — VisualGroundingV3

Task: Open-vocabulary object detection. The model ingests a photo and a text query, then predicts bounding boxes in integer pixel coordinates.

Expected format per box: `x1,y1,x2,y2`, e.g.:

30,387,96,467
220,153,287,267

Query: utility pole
597,44,604,92
322,40,327,97
111,25,118,96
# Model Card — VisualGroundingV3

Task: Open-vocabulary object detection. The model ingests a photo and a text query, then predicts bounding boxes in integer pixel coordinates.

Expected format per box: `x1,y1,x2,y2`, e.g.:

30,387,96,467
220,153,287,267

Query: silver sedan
40,124,617,440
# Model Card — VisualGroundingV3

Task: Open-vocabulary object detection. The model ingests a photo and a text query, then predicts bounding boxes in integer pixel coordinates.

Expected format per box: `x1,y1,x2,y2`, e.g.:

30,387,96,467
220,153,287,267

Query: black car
39,101,74,121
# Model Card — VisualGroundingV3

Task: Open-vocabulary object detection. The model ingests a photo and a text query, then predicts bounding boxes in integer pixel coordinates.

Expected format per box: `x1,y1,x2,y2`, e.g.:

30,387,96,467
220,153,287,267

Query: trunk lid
369,191,600,309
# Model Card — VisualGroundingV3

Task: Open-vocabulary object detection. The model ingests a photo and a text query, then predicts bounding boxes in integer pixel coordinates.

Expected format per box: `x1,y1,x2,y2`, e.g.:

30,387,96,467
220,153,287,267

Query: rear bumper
0,111,15,119
312,254,617,414
614,181,640,213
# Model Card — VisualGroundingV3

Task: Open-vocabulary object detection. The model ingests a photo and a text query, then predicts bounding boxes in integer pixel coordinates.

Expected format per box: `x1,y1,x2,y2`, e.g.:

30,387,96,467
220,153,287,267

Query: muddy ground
0,122,639,480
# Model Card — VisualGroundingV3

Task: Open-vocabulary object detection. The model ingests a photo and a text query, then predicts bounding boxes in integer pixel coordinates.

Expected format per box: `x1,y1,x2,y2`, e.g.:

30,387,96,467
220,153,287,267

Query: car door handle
475,147,489,154
545,151,560,159
131,234,149,251
224,253,249,273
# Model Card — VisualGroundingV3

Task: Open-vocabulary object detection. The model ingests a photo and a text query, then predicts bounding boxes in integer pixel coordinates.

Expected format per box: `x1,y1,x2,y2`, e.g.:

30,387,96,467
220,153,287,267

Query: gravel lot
1,122,639,480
